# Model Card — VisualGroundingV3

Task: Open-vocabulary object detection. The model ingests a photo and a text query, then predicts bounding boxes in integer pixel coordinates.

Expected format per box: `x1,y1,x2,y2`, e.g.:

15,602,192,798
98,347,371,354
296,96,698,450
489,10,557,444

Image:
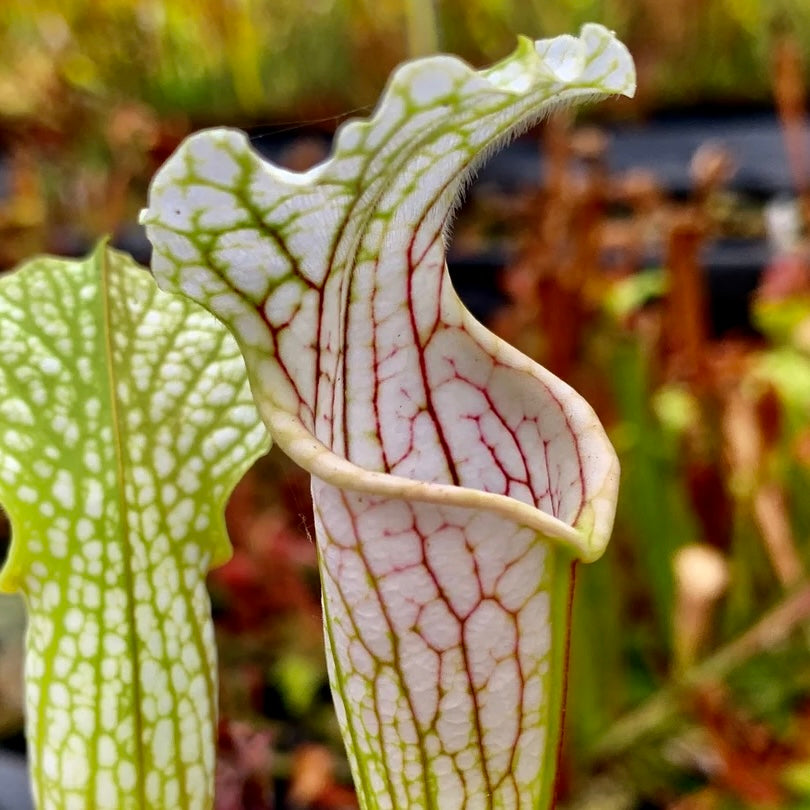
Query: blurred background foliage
1,0,810,122
2,2,810,809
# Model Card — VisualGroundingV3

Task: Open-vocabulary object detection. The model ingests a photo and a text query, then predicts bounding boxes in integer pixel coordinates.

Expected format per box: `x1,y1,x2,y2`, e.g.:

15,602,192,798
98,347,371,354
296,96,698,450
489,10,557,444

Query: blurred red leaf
216,719,274,810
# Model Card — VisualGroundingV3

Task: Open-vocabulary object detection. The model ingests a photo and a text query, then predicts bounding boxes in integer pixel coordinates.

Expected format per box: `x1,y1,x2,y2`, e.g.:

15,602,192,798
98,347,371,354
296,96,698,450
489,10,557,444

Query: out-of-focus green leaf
604,270,668,321
652,385,702,437
753,297,810,347
272,654,323,719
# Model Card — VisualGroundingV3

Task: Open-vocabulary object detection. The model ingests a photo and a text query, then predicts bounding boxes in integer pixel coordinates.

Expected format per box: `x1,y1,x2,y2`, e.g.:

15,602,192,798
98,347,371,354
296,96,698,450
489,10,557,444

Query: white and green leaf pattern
0,244,270,810
143,24,632,810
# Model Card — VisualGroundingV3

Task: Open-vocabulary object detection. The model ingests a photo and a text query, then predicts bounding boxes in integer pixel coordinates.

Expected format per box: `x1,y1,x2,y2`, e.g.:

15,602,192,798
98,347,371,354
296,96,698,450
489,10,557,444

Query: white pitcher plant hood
143,24,632,810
